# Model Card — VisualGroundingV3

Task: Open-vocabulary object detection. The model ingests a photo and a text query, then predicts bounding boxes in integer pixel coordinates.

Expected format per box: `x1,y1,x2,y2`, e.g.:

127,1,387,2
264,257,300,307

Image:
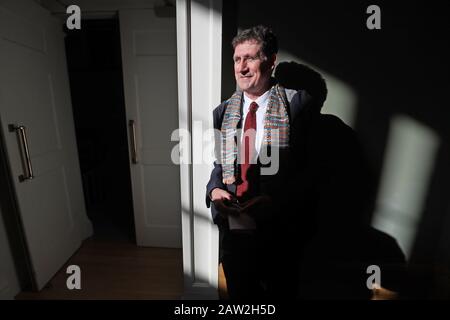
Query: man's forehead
233,40,262,55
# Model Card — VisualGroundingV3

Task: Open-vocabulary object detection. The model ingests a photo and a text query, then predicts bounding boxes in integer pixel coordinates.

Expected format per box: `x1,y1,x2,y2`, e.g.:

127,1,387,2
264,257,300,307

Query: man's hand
210,188,240,217
210,188,232,202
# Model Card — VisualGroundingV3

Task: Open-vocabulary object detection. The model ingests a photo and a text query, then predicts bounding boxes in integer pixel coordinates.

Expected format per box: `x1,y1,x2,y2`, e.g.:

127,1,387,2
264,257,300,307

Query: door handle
129,120,138,164
8,124,34,182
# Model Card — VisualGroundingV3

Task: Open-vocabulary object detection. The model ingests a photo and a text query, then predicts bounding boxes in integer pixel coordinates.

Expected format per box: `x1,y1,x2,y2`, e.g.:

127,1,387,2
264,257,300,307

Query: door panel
0,0,92,290
137,57,178,156
120,9,181,248
2,43,61,154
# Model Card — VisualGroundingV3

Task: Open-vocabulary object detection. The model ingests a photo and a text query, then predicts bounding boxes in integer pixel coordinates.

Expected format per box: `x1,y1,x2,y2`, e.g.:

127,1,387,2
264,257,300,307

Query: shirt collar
243,89,271,111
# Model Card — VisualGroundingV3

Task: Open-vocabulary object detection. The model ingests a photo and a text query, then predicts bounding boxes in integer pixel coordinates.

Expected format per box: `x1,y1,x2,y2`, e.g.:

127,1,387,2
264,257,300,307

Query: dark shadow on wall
275,62,328,115
275,61,377,226
214,0,450,298
274,61,406,299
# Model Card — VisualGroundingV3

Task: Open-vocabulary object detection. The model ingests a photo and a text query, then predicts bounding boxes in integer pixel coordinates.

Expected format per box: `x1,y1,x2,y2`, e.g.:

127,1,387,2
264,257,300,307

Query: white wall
0,206,20,300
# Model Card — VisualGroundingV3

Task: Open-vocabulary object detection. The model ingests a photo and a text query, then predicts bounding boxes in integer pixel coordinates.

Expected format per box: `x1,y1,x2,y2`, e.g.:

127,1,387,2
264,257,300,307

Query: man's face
233,40,275,97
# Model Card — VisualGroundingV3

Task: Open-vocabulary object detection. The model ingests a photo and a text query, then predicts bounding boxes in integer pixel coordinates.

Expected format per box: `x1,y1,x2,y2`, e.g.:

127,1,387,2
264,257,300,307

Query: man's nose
237,60,248,73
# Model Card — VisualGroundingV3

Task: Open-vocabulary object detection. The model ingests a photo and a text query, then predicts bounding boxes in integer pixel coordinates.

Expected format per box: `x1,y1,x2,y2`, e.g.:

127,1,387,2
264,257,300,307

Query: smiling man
206,25,313,299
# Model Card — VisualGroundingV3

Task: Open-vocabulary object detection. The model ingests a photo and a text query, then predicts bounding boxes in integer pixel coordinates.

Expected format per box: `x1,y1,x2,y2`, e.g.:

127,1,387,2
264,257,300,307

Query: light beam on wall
277,51,358,128
372,114,440,259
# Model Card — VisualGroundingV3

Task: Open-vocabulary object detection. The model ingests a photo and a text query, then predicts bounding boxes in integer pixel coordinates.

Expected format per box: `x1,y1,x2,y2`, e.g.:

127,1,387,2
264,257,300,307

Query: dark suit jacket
205,89,316,258
206,90,312,213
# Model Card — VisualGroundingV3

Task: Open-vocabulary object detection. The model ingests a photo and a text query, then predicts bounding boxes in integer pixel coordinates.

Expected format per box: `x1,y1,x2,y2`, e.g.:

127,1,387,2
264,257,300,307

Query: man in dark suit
205,25,314,299
206,23,402,298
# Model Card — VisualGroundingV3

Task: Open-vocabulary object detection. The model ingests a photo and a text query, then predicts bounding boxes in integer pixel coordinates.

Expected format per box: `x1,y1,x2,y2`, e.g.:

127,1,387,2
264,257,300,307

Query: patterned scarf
221,84,290,184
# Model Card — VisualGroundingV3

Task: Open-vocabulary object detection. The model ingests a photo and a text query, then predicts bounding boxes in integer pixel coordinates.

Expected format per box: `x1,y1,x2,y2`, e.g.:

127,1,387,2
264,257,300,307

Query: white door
119,9,181,248
0,0,92,290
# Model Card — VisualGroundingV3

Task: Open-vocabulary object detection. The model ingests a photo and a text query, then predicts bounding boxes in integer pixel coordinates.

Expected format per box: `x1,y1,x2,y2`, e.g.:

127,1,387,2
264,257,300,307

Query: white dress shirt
241,89,271,155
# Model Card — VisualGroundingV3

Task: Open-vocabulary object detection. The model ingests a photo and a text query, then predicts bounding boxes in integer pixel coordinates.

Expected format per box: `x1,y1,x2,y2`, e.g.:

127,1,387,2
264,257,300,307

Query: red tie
237,102,259,199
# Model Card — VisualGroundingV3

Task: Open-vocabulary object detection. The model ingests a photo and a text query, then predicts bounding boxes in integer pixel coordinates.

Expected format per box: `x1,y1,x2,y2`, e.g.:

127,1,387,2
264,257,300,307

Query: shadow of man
274,61,406,299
